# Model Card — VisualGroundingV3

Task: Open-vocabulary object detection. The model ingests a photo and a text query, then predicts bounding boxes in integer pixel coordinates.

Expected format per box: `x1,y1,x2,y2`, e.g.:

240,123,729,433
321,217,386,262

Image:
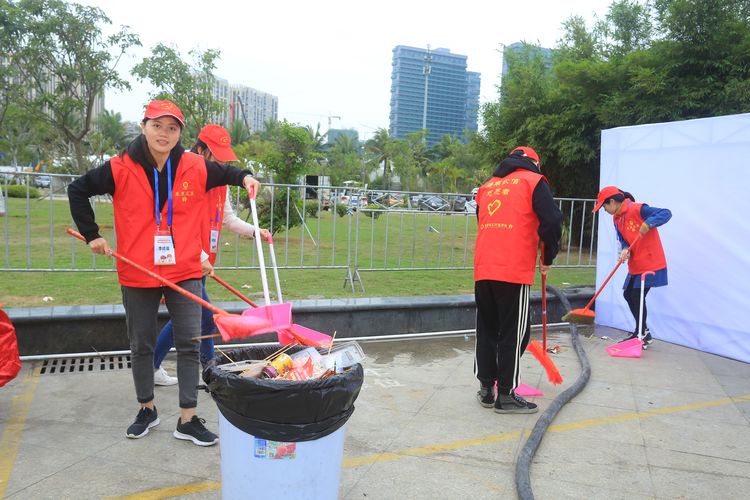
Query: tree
482,0,750,198
0,104,48,167
96,109,128,154
233,121,316,234
326,134,361,185
365,128,395,189
228,119,250,146
132,44,224,140
2,0,140,173
596,0,653,59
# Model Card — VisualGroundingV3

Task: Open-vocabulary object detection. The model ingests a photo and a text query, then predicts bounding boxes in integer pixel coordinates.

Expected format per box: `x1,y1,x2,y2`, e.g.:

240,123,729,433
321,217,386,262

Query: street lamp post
422,45,432,139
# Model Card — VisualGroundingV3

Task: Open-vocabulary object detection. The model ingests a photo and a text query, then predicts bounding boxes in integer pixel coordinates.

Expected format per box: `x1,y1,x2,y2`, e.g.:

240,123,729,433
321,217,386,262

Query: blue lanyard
153,158,173,228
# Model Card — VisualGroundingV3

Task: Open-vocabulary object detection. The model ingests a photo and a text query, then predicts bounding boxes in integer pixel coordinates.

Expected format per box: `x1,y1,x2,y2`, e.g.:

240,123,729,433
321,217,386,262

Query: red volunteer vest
204,186,227,266
474,169,545,285
111,152,208,287
614,200,667,274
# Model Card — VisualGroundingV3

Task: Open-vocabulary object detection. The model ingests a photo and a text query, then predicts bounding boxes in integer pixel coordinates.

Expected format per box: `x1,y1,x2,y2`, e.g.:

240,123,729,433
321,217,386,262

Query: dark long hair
610,191,636,203
190,138,211,159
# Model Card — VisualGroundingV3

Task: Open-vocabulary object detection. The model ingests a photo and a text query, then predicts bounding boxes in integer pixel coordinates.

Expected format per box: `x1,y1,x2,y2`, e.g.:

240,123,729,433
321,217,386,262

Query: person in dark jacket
473,146,562,413
68,100,260,446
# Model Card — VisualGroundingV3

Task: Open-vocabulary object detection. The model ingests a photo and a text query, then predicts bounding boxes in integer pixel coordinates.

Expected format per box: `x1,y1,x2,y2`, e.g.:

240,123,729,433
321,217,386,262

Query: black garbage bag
203,345,364,442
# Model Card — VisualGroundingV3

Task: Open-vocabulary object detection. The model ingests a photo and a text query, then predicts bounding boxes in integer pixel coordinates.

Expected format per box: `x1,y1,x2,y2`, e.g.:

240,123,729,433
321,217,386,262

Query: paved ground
1,324,749,499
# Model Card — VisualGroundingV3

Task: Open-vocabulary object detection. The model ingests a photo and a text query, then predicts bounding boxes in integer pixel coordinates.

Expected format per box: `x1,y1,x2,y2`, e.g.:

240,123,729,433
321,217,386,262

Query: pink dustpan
214,314,274,342
606,338,643,358
281,323,333,348
241,302,293,335
515,383,544,397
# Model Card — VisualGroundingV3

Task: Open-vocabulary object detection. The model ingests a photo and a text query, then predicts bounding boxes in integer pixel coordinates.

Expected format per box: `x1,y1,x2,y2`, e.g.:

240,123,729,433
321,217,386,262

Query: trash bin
204,345,364,500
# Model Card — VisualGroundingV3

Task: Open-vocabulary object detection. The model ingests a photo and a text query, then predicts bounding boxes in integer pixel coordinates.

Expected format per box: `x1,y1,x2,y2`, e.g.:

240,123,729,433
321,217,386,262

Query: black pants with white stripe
474,280,531,396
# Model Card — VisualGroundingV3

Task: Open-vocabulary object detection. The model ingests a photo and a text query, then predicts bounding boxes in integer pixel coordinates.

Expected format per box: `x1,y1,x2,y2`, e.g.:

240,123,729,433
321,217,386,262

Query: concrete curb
8,288,594,355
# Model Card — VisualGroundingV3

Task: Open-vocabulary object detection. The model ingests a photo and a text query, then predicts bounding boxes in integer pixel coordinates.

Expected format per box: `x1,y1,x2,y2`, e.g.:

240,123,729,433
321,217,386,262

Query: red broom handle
211,275,259,308
582,234,643,311
67,228,229,316
540,243,548,352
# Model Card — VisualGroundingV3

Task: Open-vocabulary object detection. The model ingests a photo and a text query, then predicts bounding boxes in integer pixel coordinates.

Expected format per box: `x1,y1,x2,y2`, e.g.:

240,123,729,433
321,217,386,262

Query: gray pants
122,279,202,408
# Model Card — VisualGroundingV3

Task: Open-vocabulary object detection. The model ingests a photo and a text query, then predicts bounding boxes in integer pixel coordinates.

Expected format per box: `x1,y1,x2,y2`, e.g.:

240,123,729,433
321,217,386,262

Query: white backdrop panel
597,113,750,363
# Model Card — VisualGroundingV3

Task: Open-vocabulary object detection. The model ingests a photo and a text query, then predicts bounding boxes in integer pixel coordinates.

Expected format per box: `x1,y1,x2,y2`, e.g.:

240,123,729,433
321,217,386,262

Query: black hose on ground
515,285,592,500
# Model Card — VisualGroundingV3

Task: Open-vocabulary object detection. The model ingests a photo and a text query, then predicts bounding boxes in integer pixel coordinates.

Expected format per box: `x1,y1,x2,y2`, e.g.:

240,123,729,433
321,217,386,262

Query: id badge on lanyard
209,203,221,254
210,225,220,254
153,159,176,266
154,228,176,265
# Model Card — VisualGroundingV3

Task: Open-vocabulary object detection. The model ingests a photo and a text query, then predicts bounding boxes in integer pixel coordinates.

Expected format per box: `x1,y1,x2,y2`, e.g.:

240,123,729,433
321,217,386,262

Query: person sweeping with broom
591,186,671,347
473,146,562,413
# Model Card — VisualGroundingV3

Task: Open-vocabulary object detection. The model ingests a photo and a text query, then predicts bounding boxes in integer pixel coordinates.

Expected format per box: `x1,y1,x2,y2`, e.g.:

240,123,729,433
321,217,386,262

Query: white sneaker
154,367,178,386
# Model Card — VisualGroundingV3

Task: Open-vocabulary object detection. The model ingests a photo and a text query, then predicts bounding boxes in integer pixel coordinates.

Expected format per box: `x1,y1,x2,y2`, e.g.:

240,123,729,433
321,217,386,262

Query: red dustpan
67,229,272,341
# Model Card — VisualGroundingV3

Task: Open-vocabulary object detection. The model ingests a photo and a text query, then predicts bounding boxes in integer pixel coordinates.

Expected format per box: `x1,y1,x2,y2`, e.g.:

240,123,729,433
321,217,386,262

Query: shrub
362,204,381,219
335,204,349,218
5,185,40,198
303,202,319,219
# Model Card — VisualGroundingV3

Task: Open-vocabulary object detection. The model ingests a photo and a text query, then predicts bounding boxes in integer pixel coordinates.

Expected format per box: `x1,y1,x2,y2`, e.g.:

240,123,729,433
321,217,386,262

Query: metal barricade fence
1,174,597,282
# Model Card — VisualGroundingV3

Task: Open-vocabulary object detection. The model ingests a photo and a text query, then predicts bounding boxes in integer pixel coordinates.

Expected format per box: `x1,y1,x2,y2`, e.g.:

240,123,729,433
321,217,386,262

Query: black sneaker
494,392,538,414
642,330,653,349
126,407,159,438
477,385,495,408
174,416,219,446
624,331,653,347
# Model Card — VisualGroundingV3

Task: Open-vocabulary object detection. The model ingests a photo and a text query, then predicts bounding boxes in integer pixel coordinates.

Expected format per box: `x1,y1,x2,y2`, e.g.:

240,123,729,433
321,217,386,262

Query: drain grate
40,355,131,375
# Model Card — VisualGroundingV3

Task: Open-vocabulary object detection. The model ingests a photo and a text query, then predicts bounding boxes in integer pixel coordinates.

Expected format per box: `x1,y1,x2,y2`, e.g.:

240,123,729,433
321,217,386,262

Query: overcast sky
79,0,615,140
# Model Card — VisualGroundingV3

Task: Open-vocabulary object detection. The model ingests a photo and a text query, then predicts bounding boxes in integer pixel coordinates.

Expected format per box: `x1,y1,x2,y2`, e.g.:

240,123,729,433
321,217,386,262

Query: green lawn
0,196,595,307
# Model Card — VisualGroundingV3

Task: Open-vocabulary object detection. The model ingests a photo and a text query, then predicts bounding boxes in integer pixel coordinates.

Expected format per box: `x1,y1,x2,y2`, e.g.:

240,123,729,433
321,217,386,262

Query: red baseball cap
592,185,623,212
510,146,540,166
198,124,238,162
143,100,185,128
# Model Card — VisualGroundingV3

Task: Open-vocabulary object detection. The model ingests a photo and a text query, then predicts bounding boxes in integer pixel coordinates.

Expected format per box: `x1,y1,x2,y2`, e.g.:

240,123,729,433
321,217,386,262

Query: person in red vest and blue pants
474,146,562,413
592,186,671,347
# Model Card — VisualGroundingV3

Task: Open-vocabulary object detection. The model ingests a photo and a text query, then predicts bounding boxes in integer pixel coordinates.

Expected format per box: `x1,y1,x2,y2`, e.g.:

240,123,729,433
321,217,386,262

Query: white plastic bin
218,413,346,500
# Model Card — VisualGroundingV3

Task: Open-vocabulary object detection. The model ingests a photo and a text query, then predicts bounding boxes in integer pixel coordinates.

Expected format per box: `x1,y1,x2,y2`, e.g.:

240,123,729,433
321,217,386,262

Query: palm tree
259,119,281,140
365,128,393,189
333,134,358,155
228,119,250,145
96,110,128,153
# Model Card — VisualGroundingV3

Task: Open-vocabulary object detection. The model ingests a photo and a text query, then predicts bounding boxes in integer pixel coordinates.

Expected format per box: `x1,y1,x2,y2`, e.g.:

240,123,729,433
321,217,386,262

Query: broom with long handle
67,229,273,339
527,244,563,385
562,234,642,324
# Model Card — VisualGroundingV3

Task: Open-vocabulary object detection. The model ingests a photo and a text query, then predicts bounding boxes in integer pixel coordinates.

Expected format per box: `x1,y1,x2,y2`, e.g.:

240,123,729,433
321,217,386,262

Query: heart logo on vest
487,199,501,216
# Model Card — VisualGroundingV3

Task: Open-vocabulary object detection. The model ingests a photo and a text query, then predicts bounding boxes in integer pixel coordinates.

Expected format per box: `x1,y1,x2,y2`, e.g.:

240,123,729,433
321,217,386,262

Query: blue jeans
154,277,216,368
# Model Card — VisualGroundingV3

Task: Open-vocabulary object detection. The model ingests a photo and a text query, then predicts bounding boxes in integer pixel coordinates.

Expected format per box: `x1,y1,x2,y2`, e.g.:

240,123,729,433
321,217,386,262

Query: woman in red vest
593,186,671,346
68,101,260,446
474,146,562,413
152,124,270,386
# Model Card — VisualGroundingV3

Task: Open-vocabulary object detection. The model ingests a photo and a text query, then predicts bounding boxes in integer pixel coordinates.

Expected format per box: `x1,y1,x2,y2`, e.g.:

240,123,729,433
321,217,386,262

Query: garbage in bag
204,345,364,442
